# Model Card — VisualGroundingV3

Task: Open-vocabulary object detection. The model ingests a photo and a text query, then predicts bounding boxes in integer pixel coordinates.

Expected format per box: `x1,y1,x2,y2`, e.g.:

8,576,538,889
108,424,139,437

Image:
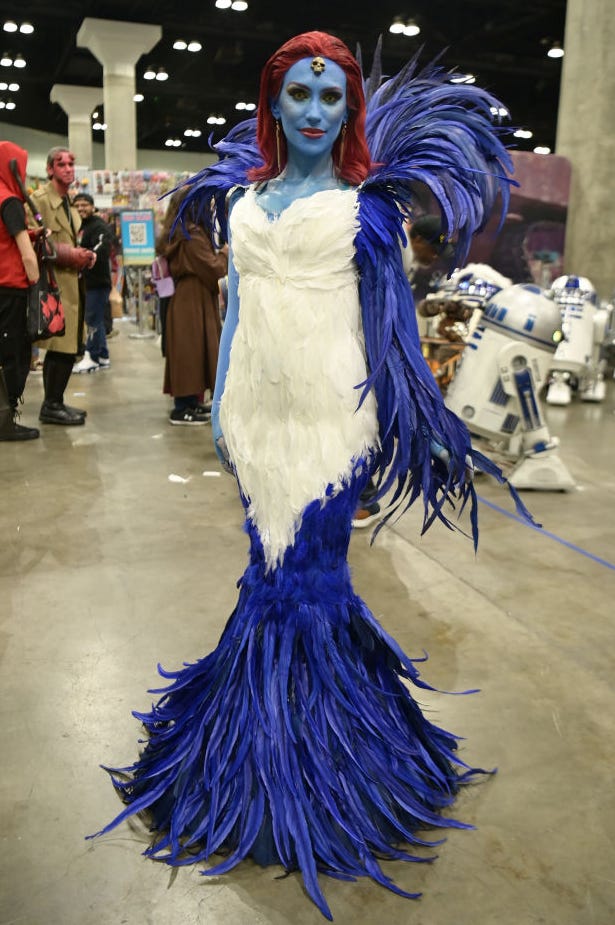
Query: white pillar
49,85,103,167
556,0,615,299
77,18,162,171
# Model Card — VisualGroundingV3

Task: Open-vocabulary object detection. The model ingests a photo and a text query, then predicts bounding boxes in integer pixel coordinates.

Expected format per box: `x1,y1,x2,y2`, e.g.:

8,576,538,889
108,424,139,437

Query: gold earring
275,119,281,173
338,122,347,171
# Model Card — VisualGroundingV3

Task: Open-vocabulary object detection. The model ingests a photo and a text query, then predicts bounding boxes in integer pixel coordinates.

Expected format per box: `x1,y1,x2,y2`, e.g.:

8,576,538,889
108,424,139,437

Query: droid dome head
550,275,597,306
481,284,564,353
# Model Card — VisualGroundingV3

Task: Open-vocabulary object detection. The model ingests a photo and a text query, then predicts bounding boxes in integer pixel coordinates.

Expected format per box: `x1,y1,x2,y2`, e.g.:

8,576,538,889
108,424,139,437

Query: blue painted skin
211,57,349,466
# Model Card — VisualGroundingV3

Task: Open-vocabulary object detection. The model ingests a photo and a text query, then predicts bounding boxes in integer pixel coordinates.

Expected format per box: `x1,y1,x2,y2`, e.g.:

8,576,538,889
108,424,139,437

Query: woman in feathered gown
92,32,531,920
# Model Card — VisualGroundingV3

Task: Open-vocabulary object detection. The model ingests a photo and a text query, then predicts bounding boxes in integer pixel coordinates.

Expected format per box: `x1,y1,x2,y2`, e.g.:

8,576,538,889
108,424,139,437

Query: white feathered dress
96,185,485,921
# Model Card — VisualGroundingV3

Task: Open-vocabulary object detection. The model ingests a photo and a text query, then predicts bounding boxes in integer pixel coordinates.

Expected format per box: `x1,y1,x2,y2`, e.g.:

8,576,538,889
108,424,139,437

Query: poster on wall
120,209,155,266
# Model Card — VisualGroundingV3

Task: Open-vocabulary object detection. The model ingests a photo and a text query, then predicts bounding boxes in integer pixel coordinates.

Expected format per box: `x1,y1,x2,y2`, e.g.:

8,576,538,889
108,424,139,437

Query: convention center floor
2,320,614,925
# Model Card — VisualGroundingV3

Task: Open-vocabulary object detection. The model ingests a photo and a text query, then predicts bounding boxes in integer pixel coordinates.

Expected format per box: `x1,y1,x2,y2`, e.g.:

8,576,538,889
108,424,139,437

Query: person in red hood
0,140,40,440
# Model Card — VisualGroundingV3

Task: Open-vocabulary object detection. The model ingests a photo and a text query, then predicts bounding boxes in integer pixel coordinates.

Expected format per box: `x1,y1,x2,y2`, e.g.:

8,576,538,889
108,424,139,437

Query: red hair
249,32,372,186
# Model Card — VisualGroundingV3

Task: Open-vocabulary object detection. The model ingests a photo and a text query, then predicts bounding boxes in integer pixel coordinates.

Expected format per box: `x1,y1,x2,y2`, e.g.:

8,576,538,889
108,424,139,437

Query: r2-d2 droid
546,275,609,405
446,283,576,490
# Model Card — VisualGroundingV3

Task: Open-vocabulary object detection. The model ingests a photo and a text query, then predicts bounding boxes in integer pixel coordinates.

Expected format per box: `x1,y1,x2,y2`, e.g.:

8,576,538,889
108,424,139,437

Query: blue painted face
271,57,348,165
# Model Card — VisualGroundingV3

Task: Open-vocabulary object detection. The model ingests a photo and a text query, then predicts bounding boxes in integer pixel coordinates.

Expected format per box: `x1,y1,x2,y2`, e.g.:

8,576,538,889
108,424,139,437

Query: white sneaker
98,357,111,369
72,351,99,374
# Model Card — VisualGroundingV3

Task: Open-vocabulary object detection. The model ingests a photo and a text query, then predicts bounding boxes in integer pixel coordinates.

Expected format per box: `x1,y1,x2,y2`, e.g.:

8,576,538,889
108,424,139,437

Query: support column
77,18,161,171
49,85,103,167
556,0,615,299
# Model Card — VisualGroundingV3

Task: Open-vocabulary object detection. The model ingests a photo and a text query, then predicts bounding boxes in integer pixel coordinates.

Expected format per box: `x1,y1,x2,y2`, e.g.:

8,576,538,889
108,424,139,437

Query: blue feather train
91,474,489,919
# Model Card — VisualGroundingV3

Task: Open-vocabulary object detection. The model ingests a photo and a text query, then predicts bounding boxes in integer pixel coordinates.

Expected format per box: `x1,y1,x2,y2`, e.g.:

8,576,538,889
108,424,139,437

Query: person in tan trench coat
27,147,96,425
157,188,228,426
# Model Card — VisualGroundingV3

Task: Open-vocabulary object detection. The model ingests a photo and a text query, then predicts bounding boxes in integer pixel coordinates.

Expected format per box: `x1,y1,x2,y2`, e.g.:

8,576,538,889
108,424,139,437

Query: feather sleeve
355,187,537,547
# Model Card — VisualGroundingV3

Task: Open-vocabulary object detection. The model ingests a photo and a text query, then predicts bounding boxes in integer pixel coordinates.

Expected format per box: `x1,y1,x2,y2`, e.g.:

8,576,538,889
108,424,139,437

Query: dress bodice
221,186,379,570
230,186,359,292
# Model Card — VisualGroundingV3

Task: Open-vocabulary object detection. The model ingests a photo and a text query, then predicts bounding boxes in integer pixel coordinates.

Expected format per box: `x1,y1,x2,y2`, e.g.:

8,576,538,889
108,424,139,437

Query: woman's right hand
211,401,233,474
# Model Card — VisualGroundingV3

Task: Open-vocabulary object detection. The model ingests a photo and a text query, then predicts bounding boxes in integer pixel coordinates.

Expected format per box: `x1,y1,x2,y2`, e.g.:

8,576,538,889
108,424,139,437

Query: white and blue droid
445,283,576,490
546,275,609,405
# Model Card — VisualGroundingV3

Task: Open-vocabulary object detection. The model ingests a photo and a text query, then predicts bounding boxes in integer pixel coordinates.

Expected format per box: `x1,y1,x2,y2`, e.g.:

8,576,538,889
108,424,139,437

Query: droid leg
546,371,573,406
508,367,576,491
579,308,610,402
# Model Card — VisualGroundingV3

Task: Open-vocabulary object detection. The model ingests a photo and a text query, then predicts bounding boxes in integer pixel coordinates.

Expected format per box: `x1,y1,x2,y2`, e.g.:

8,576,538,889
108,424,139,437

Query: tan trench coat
28,181,83,354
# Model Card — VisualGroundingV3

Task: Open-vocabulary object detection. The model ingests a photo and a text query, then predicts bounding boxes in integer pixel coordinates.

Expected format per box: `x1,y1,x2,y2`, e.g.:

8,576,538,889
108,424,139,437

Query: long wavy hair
156,186,191,255
249,31,372,186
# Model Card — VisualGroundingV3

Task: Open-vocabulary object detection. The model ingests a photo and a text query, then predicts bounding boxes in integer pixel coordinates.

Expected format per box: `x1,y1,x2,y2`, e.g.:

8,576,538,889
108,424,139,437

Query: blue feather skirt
92,473,488,920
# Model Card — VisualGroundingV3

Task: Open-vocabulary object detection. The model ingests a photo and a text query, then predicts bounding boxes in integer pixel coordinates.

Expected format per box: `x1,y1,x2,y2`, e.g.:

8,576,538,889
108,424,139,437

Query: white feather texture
221,187,379,570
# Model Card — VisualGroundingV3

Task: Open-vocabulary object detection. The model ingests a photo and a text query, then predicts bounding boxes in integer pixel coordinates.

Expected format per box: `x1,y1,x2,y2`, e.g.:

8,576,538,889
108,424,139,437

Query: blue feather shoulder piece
362,49,514,265
177,118,260,240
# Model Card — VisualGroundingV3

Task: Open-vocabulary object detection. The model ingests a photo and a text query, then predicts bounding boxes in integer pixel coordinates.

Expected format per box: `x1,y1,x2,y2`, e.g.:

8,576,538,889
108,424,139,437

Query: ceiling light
173,40,187,50
245,102,256,111
533,146,551,155
215,0,232,7
235,101,246,110
93,122,102,130
231,1,248,10
19,22,33,34
155,67,168,81
134,93,144,102
451,73,475,84
184,129,194,136
6,100,15,109
1,53,12,66
490,105,509,118
403,21,420,37
216,116,226,125
143,65,156,80
389,20,404,34
0,101,5,108
513,128,533,139
8,82,18,91
187,41,202,52
13,53,25,68
547,42,564,59
3,21,17,32
206,115,217,124
92,110,99,118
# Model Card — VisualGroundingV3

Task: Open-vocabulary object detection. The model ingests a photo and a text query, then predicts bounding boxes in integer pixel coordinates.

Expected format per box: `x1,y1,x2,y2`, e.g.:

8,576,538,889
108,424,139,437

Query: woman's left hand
430,439,474,487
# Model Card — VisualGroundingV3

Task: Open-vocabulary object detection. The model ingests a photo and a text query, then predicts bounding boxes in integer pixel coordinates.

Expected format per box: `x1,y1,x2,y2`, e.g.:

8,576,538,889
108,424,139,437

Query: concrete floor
2,321,614,925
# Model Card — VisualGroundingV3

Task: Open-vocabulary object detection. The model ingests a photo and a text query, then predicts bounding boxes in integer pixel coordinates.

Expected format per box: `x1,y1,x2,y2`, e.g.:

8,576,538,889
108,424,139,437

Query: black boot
0,366,39,441
39,401,86,426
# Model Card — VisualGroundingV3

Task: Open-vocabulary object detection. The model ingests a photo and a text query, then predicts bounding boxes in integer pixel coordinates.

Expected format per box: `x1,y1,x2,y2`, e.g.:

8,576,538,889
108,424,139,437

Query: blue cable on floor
477,495,615,572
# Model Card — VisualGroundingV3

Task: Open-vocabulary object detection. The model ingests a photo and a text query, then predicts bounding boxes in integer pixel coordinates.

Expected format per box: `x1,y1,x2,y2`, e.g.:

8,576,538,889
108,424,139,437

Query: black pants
0,287,30,406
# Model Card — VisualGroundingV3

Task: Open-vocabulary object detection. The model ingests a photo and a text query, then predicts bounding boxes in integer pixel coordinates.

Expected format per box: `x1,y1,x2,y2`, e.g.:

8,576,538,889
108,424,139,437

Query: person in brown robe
157,188,228,425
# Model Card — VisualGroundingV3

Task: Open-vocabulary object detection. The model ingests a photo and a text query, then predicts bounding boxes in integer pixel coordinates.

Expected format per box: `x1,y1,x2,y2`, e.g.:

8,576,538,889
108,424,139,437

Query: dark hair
249,31,372,186
72,192,94,206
